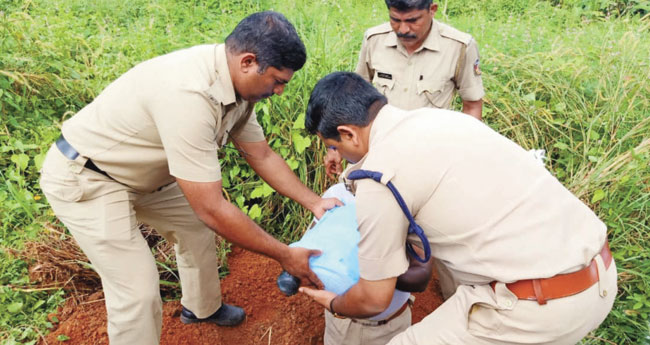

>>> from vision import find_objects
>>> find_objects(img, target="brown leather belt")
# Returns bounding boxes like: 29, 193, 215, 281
491, 241, 612, 305
348, 300, 410, 327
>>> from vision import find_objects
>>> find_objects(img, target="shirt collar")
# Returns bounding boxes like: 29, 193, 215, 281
368, 104, 402, 148
214, 43, 237, 106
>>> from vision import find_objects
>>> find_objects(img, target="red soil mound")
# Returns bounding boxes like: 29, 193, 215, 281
42, 247, 443, 345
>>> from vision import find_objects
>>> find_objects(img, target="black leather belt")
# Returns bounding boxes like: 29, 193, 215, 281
55, 135, 113, 180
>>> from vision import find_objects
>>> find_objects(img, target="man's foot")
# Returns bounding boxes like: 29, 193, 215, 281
180, 304, 246, 326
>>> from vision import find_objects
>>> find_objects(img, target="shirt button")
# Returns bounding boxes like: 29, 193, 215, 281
404, 88, 408, 92
504, 300, 513, 307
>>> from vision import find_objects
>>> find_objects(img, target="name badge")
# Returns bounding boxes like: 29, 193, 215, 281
377, 72, 392, 80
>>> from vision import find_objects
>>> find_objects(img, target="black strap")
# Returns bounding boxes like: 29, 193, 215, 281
56, 135, 114, 180
347, 169, 431, 263
55, 134, 79, 160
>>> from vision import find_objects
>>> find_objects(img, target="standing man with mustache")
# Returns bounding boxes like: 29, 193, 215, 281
39, 11, 340, 345
358, 0, 484, 118
324, 0, 484, 178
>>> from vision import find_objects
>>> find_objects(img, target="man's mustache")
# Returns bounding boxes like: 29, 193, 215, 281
396, 32, 417, 39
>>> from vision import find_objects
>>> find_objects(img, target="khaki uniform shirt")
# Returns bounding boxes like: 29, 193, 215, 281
344, 105, 606, 284
356, 20, 484, 110
62, 44, 265, 192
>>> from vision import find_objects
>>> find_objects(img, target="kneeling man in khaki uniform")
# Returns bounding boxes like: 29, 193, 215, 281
39, 12, 340, 345
300, 72, 616, 344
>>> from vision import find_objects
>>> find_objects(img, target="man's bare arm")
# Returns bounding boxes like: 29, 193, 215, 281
176, 178, 323, 288
238, 140, 342, 218
396, 245, 434, 292
300, 277, 396, 318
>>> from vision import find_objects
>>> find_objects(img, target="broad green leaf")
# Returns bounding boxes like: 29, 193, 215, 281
11, 153, 29, 171
229, 165, 241, 179
248, 204, 261, 220
32, 300, 45, 311
235, 195, 245, 208
553, 142, 569, 150
7, 301, 23, 313
56, 334, 70, 341
292, 132, 311, 154
286, 158, 300, 170
633, 302, 643, 310
591, 189, 605, 203
292, 113, 306, 129
34, 152, 47, 171
14, 140, 25, 152
250, 183, 274, 198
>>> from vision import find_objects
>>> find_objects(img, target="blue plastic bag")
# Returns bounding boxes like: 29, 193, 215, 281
289, 202, 360, 295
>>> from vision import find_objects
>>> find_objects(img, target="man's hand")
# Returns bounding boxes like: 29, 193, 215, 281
395, 245, 434, 292
324, 147, 343, 179
281, 247, 325, 289
309, 197, 343, 219
299, 287, 337, 309
240, 140, 342, 219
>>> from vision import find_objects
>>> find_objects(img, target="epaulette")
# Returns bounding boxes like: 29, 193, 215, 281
364, 22, 392, 40
437, 21, 472, 46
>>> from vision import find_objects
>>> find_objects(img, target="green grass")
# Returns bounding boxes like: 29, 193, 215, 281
1, 0, 649, 343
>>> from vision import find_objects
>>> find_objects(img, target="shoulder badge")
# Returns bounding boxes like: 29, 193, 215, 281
437, 21, 472, 45
473, 58, 481, 76
365, 22, 392, 40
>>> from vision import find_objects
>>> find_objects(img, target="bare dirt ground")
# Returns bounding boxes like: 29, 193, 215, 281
40, 246, 443, 345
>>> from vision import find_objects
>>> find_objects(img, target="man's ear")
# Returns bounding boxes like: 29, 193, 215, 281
430, 3, 438, 15
337, 125, 360, 145
239, 53, 258, 73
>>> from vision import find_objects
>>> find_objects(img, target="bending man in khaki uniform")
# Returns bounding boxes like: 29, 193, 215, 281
318, 185, 433, 345
39, 12, 340, 345
325, 0, 484, 177
301, 72, 616, 344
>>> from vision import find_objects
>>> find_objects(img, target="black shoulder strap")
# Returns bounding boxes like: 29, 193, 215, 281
347, 169, 431, 263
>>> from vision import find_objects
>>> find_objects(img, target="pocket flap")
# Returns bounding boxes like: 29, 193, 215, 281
372, 71, 395, 90
416, 79, 445, 95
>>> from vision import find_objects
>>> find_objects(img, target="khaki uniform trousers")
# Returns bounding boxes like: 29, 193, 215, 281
39, 145, 221, 345
387, 257, 617, 345
325, 307, 412, 345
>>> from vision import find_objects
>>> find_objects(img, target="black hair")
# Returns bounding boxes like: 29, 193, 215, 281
385, 0, 433, 11
225, 11, 306, 72
305, 72, 387, 140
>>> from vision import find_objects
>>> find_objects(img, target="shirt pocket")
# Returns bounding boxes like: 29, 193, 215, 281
372, 71, 395, 95
417, 79, 447, 108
